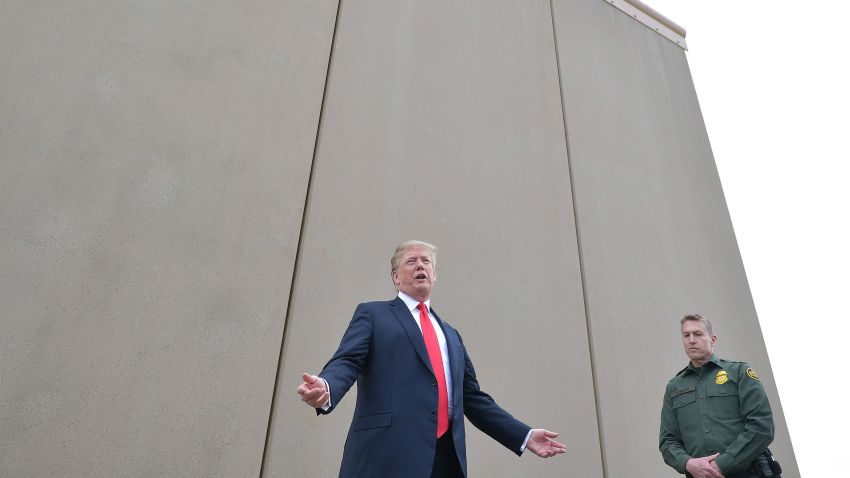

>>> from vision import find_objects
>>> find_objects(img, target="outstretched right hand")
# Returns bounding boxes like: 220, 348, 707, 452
526, 429, 567, 458
297, 373, 329, 408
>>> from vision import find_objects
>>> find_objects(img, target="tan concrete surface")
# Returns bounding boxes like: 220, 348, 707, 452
551, 0, 799, 476
0, 1, 796, 477
265, 1, 601, 476
0, 1, 337, 476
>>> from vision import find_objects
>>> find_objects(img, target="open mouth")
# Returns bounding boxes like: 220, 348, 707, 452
415, 273, 428, 280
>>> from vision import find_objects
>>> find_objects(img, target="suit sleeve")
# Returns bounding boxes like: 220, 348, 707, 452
713, 364, 774, 473
458, 332, 531, 455
316, 304, 373, 415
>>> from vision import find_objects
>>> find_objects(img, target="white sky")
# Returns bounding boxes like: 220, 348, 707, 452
644, 1, 849, 476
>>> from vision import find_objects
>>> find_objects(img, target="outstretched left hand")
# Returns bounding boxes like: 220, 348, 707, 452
526, 429, 567, 458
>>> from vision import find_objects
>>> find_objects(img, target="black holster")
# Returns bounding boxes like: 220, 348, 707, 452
748, 448, 782, 478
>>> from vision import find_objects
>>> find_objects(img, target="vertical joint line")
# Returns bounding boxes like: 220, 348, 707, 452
259, 1, 343, 476
548, 1, 608, 477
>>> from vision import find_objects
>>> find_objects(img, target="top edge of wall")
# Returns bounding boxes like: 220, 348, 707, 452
604, 0, 688, 50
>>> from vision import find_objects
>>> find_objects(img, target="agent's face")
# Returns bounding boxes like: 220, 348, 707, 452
681, 320, 717, 366
392, 245, 436, 302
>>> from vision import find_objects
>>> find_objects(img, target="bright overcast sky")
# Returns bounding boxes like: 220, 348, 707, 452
644, 1, 849, 476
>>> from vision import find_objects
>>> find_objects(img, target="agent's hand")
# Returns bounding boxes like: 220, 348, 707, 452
526, 429, 567, 458
685, 453, 724, 478
296, 373, 329, 408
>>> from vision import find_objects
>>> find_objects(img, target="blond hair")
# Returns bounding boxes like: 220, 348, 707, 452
391, 240, 437, 273
680, 314, 714, 335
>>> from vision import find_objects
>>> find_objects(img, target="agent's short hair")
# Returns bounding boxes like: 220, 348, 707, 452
391, 240, 437, 273
680, 313, 714, 335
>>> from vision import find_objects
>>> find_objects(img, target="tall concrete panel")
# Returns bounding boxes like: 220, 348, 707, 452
0, 1, 337, 476
2, 1, 797, 477
551, 0, 798, 476
265, 1, 602, 476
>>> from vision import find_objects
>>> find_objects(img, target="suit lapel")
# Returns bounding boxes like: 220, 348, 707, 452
389, 297, 434, 374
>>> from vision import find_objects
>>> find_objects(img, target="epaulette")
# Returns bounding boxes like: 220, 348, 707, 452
716, 357, 748, 368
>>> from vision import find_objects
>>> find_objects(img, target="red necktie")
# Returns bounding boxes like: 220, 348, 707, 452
418, 302, 449, 437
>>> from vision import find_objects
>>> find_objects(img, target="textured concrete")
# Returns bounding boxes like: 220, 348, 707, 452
0, 1, 337, 476
0, 0, 797, 477
551, 0, 799, 476
264, 1, 601, 476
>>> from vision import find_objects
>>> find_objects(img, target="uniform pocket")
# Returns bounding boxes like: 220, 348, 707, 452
707, 384, 740, 420
672, 391, 696, 409
707, 384, 739, 398
352, 411, 392, 431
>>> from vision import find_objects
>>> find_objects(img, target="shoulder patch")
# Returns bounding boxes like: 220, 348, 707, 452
746, 368, 760, 380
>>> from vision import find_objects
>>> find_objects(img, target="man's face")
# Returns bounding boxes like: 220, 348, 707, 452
681, 320, 716, 366
392, 245, 436, 302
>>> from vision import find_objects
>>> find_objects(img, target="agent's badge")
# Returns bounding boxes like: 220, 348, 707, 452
746, 368, 760, 380
715, 370, 728, 385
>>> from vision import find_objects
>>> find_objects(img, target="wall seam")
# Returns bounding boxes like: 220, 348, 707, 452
258, 1, 343, 475
548, 1, 608, 476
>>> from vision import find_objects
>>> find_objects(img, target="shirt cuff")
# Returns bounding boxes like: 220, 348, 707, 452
319, 378, 331, 411
677, 455, 692, 474
520, 429, 533, 452
713, 453, 733, 474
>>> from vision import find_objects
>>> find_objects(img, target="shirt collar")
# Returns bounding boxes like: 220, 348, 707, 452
686, 353, 721, 373
398, 291, 430, 313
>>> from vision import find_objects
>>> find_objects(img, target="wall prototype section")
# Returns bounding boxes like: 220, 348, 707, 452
263, 1, 599, 476
0, 1, 337, 476
551, 0, 799, 476
0, 0, 798, 477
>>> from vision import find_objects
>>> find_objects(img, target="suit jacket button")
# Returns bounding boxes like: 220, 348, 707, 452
431, 411, 436, 416
431, 380, 436, 386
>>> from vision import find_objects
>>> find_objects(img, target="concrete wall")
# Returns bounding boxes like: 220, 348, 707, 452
0, 1, 797, 477
263, 1, 600, 476
0, 1, 337, 476
550, 0, 798, 475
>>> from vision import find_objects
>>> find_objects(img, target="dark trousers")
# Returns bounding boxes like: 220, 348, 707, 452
431, 430, 464, 478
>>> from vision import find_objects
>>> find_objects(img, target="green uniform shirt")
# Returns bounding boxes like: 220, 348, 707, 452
659, 354, 774, 475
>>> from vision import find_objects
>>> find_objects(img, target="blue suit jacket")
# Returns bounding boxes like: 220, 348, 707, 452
318, 297, 530, 478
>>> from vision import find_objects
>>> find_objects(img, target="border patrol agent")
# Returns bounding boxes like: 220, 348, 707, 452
660, 314, 779, 478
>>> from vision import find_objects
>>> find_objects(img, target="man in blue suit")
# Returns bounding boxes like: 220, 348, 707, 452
297, 240, 566, 477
